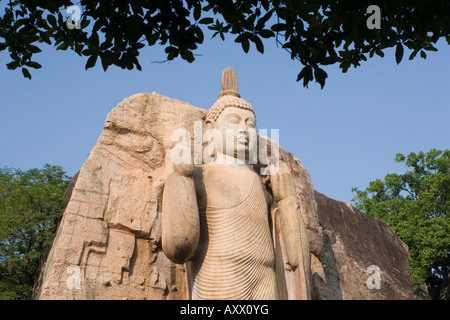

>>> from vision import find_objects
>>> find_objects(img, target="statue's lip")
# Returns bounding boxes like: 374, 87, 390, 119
236, 135, 249, 143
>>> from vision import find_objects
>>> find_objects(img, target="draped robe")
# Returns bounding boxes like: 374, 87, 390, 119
184, 163, 311, 300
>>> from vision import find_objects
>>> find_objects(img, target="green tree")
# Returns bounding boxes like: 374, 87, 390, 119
352, 149, 450, 298
0, 164, 70, 300
1, 1, 449, 87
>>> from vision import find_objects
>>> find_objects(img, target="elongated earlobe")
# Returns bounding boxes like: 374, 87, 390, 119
209, 143, 216, 159
203, 121, 216, 163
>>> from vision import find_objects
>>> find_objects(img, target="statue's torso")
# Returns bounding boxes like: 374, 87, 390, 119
191, 164, 278, 300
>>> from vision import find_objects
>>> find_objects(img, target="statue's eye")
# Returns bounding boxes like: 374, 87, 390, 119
227, 115, 240, 124
247, 120, 256, 128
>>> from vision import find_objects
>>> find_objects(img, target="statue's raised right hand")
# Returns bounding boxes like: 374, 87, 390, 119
171, 127, 195, 177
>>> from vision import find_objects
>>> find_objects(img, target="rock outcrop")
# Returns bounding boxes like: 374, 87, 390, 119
33, 92, 322, 300
314, 191, 430, 300
33, 92, 428, 300
35, 93, 202, 300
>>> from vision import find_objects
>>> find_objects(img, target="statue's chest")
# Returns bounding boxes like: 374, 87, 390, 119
195, 166, 264, 209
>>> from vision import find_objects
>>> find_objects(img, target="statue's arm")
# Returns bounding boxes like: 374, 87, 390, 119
277, 195, 302, 271
270, 163, 305, 271
161, 166, 200, 264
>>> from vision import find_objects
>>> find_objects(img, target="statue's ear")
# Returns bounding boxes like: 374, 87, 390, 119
203, 120, 216, 163
205, 120, 213, 130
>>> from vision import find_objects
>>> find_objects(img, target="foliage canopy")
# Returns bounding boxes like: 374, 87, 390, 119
1, 0, 450, 87
0, 164, 70, 300
352, 149, 450, 290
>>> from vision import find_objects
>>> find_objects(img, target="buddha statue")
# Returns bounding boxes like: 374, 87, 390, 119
161, 67, 311, 300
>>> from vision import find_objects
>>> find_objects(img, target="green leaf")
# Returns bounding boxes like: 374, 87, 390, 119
47, 15, 57, 28
395, 43, 403, 64
253, 35, 264, 54
259, 29, 275, 39
314, 67, 328, 89
395, 153, 406, 163
25, 61, 42, 69
297, 66, 313, 87
100, 55, 109, 71
247, 13, 257, 27
85, 55, 97, 70
375, 47, 384, 58
199, 17, 213, 24
6, 61, 19, 70
38, 35, 52, 45
130, 2, 144, 16
28, 45, 41, 54
57, 42, 69, 51
420, 50, 427, 59
181, 49, 195, 63
241, 38, 250, 53
193, 4, 201, 21
271, 23, 287, 32
22, 67, 31, 79
425, 44, 438, 52
297, 68, 306, 82
409, 49, 419, 60
134, 42, 145, 49
165, 46, 179, 60
135, 61, 142, 71
81, 18, 91, 29
195, 26, 204, 43
74, 42, 84, 55
147, 33, 159, 46
88, 32, 99, 47
235, 33, 248, 43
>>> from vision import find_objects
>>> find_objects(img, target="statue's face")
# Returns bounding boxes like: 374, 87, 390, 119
213, 106, 256, 160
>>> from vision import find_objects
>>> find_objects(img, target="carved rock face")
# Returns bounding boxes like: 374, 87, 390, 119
33, 92, 324, 300
314, 191, 430, 300
32, 90, 426, 300
35, 93, 206, 300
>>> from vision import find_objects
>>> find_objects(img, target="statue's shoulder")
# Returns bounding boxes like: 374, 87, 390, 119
193, 163, 266, 185
192, 165, 207, 203
191, 163, 218, 190
192, 163, 225, 180
192, 163, 272, 208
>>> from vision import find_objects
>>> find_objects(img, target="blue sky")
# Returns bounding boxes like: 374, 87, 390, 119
1, 22, 449, 205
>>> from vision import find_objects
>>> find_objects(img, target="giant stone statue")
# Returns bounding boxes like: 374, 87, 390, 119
34, 67, 321, 301
162, 68, 312, 299
33, 67, 427, 301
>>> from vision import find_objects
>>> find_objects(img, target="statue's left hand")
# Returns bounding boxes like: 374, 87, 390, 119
267, 162, 301, 271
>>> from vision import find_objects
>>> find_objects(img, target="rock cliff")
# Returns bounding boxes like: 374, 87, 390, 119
33, 92, 428, 300
314, 191, 429, 299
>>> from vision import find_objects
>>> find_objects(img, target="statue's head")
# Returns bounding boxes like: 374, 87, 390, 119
205, 68, 256, 162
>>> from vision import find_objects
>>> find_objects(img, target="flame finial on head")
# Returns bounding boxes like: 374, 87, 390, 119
205, 67, 255, 124
218, 67, 240, 99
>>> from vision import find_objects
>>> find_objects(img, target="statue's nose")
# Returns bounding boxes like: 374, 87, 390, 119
239, 121, 249, 133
